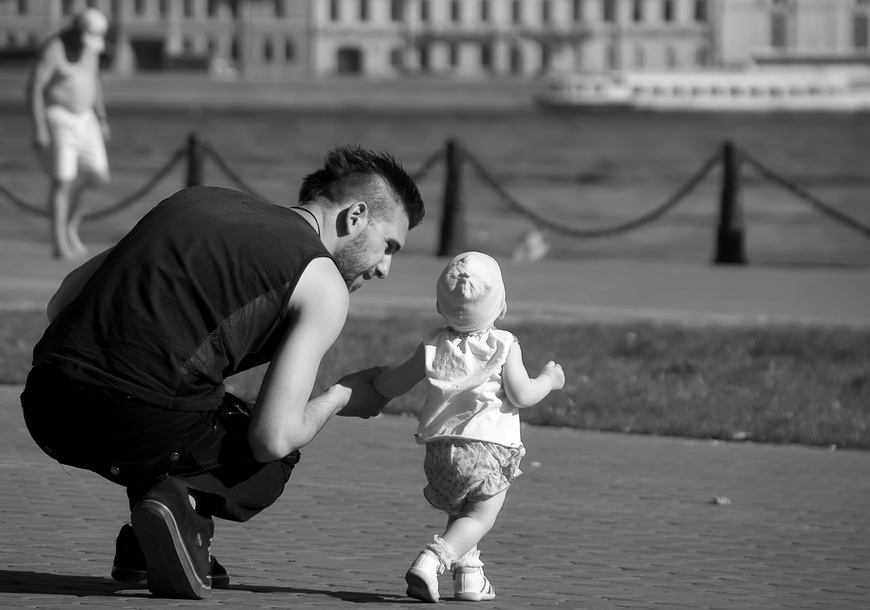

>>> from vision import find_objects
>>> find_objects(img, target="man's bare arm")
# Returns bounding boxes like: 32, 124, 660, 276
93, 69, 109, 141
248, 258, 351, 462
27, 41, 57, 148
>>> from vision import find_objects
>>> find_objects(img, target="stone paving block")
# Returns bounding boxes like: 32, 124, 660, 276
2, 385, 870, 608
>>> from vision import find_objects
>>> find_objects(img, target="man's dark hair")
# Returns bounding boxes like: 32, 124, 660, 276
299, 146, 425, 229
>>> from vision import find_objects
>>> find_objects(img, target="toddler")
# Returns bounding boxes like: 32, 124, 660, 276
372, 251, 566, 603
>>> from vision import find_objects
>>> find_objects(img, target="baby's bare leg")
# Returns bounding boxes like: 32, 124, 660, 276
441, 489, 508, 559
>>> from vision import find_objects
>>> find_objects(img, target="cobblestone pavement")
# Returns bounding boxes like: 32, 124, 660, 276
1, 384, 868, 609
1, 238, 869, 608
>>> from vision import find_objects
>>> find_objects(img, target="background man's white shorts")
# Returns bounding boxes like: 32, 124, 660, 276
44, 105, 109, 181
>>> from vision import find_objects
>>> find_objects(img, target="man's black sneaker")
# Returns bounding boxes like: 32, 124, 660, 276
111, 523, 229, 588
130, 477, 216, 599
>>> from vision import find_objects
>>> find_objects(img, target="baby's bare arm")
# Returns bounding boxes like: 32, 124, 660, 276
372, 342, 426, 398
503, 342, 566, 408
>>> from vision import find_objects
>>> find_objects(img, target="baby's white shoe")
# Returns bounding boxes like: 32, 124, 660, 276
405, 550, 444, 603
453, 566, 496, 602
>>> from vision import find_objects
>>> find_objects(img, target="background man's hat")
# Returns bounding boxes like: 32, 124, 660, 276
75, 8, 108, 52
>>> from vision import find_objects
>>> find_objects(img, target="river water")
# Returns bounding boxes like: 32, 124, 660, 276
2, 105, 868, 266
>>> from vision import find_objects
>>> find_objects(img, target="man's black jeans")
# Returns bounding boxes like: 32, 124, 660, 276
21, 364, 298, 522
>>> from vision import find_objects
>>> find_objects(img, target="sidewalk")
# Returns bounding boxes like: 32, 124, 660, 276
0, 383, 868, 609
1, 238, 869, 608
2, 237, 870, 327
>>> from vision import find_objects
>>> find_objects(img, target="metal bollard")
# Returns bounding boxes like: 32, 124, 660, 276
438, 138, 468, 257
714, 141, 748, 265
186, 132, 206, 187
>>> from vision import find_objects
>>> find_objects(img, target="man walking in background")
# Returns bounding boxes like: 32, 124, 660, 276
28, 7, 111, 260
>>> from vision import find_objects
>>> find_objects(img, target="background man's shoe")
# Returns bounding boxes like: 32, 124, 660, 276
130, 478, 215, 599
111, 524, 230, 588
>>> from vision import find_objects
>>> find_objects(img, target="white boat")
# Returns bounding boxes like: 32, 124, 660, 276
535, 67, 870, 112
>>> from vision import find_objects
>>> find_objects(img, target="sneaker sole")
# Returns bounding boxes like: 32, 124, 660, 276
405, 569, 439, 603
454, 590, 496, 602
131, 499, 212, 599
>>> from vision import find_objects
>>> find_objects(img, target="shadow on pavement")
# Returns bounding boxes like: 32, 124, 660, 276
0, 570, 131, 596
0, 569, 409, 603
227, 584, 409, 604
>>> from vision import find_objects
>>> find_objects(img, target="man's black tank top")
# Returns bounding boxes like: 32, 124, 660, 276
32, 186, 334, 411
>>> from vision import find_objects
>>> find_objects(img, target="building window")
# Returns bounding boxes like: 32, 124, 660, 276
512, 0, 521, 24
695, 45, 710, 66
510, 45, 523, 74
208, 0, 220, 18
275, 0, 285, 18
264, 38, 274, 62
449, 43, 459, 67
390, 47, 402, 67
419, 44, 430, 71
16, 0, 27, 15
421, 0, 429, 22
481, 43, 493, 71
855, 14, 869, 49
603, 0, 616, 23
184, 0, 195, 18
330, 0, 340, 22
391, 0, 403, 21
634, 46, 644, 67
632, 0, 643, 22
540, 44, 552, 73
62, 0, 74, 16
663, 0, 674, 23
771, 13, 789, 48
606, 43, 618, 68
390, 47, 403, 67
361, 0, 370, 21
134, 0, 146, 16
481, 0, 490, 23
160, 0, 170, 18
450, 0, 460, 23
665, 46, 677, 66
542, 0, 551, 24
694, 0, 708, 22
573, 0, 583, 22
285, 39, 295, 61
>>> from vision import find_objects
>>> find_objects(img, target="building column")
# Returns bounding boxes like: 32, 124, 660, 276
110, 0, 134, 76
235, 0, 253, 77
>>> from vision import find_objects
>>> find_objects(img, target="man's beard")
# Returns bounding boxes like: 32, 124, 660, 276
333, 230, 369, 292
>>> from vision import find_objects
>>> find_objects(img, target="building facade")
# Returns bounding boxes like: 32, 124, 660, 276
0, 0, 312, 77
1, 0, 868, 78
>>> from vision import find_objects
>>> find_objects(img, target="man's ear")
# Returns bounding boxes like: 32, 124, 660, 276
342, 201, 369, 236
498, 302, 507, 320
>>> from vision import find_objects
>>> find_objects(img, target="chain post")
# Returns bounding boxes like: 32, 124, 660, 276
438, 138, 468, 257
714, 141, 748, 265
186, 132, 206, 187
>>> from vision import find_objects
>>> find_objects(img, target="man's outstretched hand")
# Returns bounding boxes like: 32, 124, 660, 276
334, 366, 391, 418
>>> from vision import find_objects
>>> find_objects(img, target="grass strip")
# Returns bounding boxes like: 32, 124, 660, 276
3, 310, 868, 449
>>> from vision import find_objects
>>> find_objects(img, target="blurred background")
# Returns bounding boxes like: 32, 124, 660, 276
0, 0, 868, 269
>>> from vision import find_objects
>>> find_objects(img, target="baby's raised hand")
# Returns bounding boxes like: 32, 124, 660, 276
541, 361, 566, 390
